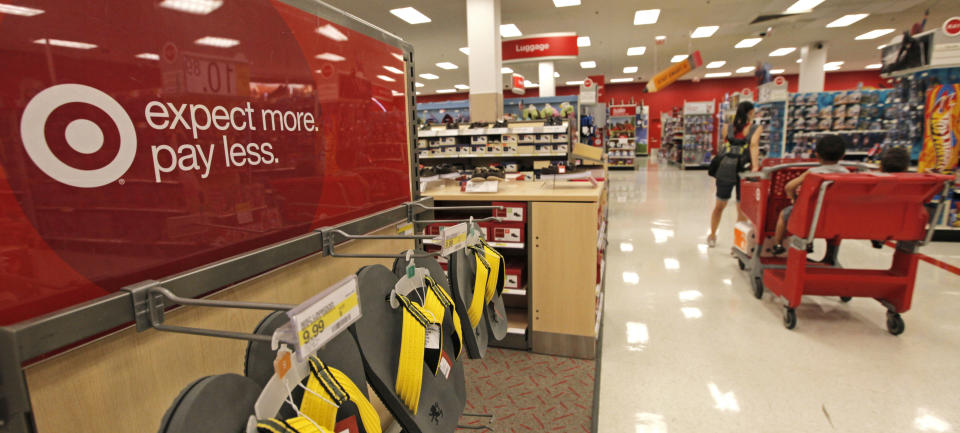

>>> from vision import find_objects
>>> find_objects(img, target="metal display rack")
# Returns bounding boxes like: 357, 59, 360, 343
680, 100, 715, 169
606, 103, 642, 169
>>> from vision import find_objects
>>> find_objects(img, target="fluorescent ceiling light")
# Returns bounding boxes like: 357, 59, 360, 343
316, 24, 348, 41
627, 46, 647, 56
500, 24, 522, 37
566, 80, 584, 86
770, 68, 785, 74
827, 13, 869, 28
524, 80, 539, 88
316, 52, 345, 62
691, 26, 719, 38
705, 72, 732, 78
419, 73, 439, 80
623, 66, 639, 73
735, 38, 762, 48
577, 36, 591, 47
389, 7, 431, 24
459, 47, 469, 55
391, 90, 403, 97
655, 35, 667, 41
0, 2, 45, 16
193, 36, 239, 48
135, 53, 160, 61
865, 63, 882, 69
554, 71, 560, 78
633, 9, 660, 25
856, 29, 894, 40
501, 67, 514, 74
416, 91, 421, 95
769, 47, 796, 56
736, 66, 755, 73
33, 38, 97, 50
392, 53, 404, 61
670, 55, 688, 63
415, 82, 424, 87
435, 62, 458, 70
553, 0, 580, 6
383, 65, 403, 74
784, 0, 824, 14
610, 78, 634, 83
824, 61, 844, 71
159, 0, 222, 15
580, 60, 596, 69
796, 58, 803, 63
706, 61, 726, 69
436, 89, 456, 94
454, 84, 469, 90
377, 75, 395, 82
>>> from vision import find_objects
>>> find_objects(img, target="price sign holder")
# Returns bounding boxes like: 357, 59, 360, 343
285, 274, 362, 362
438, 223, 469, 256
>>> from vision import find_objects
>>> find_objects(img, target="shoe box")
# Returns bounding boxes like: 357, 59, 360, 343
504, 265, 523, 290
503, 134, 519, 145
519, 134, 536, 143
471, 135, 488, 145
482, 221, 524, 243
440, 136, 456, 145
518, 144, 535, 154
492, 201, 525, 222
486, 142, 503, 154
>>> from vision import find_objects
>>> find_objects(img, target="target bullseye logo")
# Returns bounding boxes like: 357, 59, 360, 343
20, 84, 137, 188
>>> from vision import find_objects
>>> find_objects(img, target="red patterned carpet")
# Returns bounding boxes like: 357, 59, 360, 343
458, 348, 596, 433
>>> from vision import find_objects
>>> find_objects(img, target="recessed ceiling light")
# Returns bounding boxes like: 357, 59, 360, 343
670, 55, 688, 63
316, 52, 345, 62
554, 71, 560, 78
500, 23, 522, 38
580, 60, 597, 69
865, 63, 882, 69
459, 47, 469, 55
796, 58, 803, 63
135, 53, 160, 61
419, 73, 439, 80
633, 9, 660, 25
770, 68, 785, 74
736, 66, 755, 74
553, 0, 581, 6
436, 89, 456, 94
623, 66, 639, 73
691, 26, 719, 38
389, 7, 431, 24
415, 82, 425, 87
769, 47, 796, 57
524, 80, 539, 88
0, 2, 44, 16
383, 65, 403, 74
159, 0, 222, 15
856, 29, 895, 40
735, 38, 762, 48
655, 35, 667, 41
784, 0, 824, 14
824, 61, 844, 71
706, 61, 726, 69
826, 13, 869, 28
610, 78, 634, 83
627, 46, 647, 56
33, 38, 98, 50
705, 72, 732, 78
566, 80, 584, 86
377, 74, 396, 82
577, 36, 591, 47
436, 62, 458, 70
193, 36, 239, 48
454, 84, 469, 90
501, 67, 514, 74
316, 24, 348, 41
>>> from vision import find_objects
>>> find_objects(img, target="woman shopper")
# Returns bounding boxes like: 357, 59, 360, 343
707, 101, 760, 247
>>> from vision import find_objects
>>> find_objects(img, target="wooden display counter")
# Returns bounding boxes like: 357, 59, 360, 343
428, 180, 608, 359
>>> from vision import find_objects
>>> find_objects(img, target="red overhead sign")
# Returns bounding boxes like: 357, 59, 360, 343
502, 33, 579, 63
944, 17, 960, 37
511, 73, 525, 95
610, 106, 637, 117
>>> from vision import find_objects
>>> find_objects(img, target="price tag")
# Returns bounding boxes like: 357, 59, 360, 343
512, 127, 535, 134
544, 125, 566, 133
465, 180, 499, 193
396, 222, 413, 235
438, 351, 452, 380
439, 223, 468, 256
287, 275, 362, 362
425, 324, 440, 349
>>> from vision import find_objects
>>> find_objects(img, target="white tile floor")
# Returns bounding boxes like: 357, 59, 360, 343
597, 157, 960, 433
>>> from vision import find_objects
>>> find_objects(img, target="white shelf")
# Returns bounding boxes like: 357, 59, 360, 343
503, 288, 527, 296
487, 241, 524, 249
420, 152, 567, 159
418, 124, 568, 137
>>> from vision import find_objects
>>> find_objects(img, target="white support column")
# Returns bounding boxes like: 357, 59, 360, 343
538, 61, 556, 97
798, 43, 827, 93
466, 0, 503, 121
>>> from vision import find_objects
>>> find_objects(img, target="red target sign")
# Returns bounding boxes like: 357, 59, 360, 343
944, 17, 960, 37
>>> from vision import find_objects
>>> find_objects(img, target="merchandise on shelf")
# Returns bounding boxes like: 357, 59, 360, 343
754, 101, 787, 158
787, 89, 893, 158
681, 100, 716, 168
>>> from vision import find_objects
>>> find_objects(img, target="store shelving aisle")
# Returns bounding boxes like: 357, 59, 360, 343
596, 160, 960, 433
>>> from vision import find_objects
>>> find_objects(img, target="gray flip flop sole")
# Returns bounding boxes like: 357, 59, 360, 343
484, 250, 509, 341
158, 373, 261, 433
448, 248, 490, 357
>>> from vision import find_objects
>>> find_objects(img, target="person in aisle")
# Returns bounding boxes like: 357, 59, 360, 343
768, 135, 849, 255
708, 101, 761, 247
870, 146, 912, 248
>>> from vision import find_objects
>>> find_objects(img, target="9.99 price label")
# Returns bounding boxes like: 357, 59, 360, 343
439, 222, 469, 256
286, 275, 362, 362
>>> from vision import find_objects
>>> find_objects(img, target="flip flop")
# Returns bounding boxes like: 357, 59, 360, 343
448, 248, 490, 358
159, 374, 262, 433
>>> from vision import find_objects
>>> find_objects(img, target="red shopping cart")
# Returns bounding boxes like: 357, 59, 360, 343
734, 161, 952, 334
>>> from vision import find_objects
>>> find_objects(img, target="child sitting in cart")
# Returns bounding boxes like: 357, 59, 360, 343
769, 135, 849, 255
868, 147, 911, 248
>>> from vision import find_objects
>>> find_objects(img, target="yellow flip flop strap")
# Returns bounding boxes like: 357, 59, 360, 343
395, 294, 434, 414
481, 243, 504, 303
256, 417, 332, 433
285, 416, 333, 433
465, 247, 491, 328
424, 275, 463, 360
301, 357, 382, 433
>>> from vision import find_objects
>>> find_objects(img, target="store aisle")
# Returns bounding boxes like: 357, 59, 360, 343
596, 158, 960, 433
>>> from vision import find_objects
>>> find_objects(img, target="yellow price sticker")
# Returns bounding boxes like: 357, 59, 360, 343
298, 292, 359, 346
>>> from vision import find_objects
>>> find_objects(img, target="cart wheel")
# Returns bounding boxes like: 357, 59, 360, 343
886, 312, 905, 336
738, 259, 746, 270
783, 308, 797, 330
752, 276, 764, 299
840, 296, 852, 303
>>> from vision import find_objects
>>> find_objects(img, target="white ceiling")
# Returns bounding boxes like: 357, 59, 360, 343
322, 0, 955, 95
